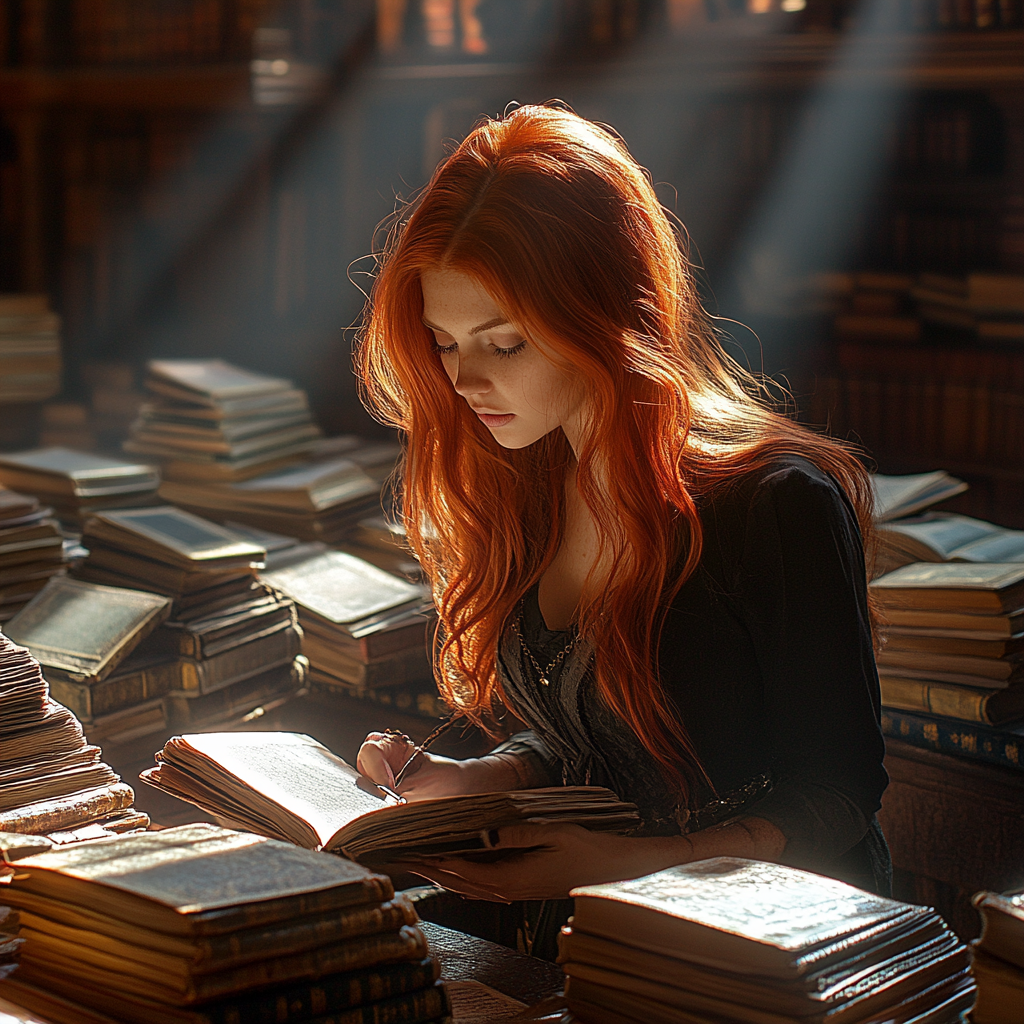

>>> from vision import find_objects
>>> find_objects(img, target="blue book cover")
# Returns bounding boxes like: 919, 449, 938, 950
882, 707, 1024, 772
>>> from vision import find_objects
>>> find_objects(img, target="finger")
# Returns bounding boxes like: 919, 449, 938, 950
401, 863, 510, 902
356, 733, 416, 783
490, 822, 558, 848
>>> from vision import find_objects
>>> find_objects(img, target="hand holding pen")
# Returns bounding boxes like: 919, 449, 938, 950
356, 716, 532, 801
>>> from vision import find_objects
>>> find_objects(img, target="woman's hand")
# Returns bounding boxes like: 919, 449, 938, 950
356, 731, 525, 801
393, 823, 696, 901
391, 815, 787, 902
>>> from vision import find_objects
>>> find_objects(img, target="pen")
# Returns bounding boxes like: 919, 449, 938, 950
393, 714, 457, 788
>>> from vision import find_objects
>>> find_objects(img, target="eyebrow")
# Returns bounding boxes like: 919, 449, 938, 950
422, 316, 511, 336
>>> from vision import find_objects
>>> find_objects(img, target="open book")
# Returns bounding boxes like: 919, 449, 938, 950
140, 732, 639, 863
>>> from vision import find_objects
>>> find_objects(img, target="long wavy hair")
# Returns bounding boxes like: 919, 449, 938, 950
356, 104, 873, 799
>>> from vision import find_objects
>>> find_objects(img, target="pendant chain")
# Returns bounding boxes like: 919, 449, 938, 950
512, 616, 580, 687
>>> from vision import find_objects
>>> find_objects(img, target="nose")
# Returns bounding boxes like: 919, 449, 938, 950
451, 349, 492, 399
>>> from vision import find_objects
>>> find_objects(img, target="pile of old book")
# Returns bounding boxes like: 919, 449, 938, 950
6, 507, 302, 748
560, 858, 975, 1024
141, 730, 639, 862
0, 294, 61, 404
160, 445, 384, 544
124, 358, 321, 483
0, 446, 160, 527
970, 886, 1024, 1024
871, 562, 1024, 728
0, 823, 450, 1024
0, 630, 148, 842
262, 546, 433, 693
910, 271, 1024, 343
0, 487, 65, 624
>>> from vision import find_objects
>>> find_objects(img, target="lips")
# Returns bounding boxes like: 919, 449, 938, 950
474, 411, 515, 428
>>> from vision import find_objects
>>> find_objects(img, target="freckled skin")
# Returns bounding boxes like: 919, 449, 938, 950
420, 268, 585, 452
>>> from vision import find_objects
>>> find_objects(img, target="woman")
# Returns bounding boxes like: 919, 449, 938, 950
354, 103, 889, 957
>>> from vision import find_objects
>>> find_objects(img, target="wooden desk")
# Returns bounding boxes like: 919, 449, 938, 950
880, 738, 1024, 940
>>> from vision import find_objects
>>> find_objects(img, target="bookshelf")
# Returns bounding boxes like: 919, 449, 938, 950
0, 2, 1022, 458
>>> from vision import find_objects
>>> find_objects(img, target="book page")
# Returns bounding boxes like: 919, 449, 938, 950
177, 732, 390, 849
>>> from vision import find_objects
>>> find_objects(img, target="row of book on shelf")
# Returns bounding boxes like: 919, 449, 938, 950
829, 270, 1024, 346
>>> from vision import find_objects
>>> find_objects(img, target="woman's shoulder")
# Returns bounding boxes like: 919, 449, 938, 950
702, 453, 850, 520
692, 454, 862, 581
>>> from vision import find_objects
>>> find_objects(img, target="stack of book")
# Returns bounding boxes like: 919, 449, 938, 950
142, 731, 639, 861
0, 823, 450, 1024
0, 447, 160, 527
160, 452, 383, 544
833, 271, 921, 344
872, 563, 1024, 728
347, 513, 424, 581
0, 487, 65, 624
124, 359, 321, 483
911, 272, 1024, 343
0, 294, 61, 404
8, 508, 302, 745
262, 548, 433, 692
970, 886, 1024, 1024
559, 858, 975, 1024
0, 630, 148, 842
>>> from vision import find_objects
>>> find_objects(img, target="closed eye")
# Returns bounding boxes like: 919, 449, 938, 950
494, 340, 527, 358
433, 340, 458, 355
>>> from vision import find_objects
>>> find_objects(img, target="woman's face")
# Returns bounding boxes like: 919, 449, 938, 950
421, 268, 584, 451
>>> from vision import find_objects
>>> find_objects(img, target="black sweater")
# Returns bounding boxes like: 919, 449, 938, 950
499, 455, 890, 894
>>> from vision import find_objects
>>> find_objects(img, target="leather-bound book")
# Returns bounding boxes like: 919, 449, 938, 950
5, 576, 172, 682
972, 887, 1024, 970
0, 447, 159, 499
262, 550, 426, 631
82, 507, 265, 573
144, 360, 298, 404
141, 731, 638, 862
870, 562, 1024, 615
1, 824, 397, 938
561, 859, 975, 1024
0, 824, 449, 1024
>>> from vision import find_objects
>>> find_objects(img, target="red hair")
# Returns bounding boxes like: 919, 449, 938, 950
356, 104, 872, 799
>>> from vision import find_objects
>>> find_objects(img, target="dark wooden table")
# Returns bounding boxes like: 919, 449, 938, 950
880, 738, 1024, 939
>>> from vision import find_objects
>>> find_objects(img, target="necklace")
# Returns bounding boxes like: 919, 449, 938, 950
512, 615, 580, 687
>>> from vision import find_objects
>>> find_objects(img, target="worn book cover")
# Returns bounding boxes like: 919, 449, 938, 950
2, 824, 396, 937
870, 563, 1024, 614
302, 631, 431, 689
140, 731, 639, 862
83, 507, 265, 572
139, 388, 310, 422
5, 577, 172, 682
568, 859, 928, 978
262, 551, 425, 629
161, 458, 379, 515
146, 360, 295, 403
0, 447, 159, 498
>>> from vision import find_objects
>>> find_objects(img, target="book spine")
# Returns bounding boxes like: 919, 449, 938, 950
880, 675, 994, 723
164, 626, 301, 695
308, 983, 449, 1024
215, 959, 441, 1024
198, 896, 419, 971
48, 668, 148, 721
881, 708, 1023, 770
194, 926, 430, 1003
0, 781, 135, 834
